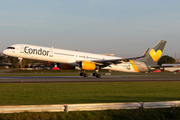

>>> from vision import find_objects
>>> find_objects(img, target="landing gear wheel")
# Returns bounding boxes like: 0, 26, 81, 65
96, 74, 101, 78
80, 73, 85, 76
93, 73, 97, 76
84, 73, 88, 77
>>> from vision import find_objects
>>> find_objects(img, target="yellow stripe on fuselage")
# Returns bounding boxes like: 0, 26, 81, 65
129, 60, 139, 72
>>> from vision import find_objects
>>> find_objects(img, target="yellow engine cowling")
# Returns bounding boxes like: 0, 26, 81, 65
79, 61, 96, 70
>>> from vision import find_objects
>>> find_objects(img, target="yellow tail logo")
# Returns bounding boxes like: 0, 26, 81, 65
149, 49, 162, 61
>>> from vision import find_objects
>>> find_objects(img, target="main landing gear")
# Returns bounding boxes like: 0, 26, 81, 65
80, 71, 101, 78
93, 73, 101, 78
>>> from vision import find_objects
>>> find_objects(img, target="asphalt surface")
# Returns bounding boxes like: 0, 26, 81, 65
0, 75, 180, 83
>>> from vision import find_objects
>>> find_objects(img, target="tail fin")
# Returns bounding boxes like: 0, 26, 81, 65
141, 40, 167, 65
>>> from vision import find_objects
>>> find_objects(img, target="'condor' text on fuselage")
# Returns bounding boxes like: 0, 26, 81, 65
24, 46, 51, 56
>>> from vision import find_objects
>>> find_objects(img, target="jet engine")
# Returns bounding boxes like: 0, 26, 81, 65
79, 61, 96, 70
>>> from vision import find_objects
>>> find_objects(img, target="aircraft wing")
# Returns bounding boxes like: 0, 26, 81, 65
152, 64, 180, 69
92, 48, 149, 65
147, 64, 180, 70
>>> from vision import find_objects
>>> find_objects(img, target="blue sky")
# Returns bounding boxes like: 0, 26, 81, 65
0, 0, 180, 58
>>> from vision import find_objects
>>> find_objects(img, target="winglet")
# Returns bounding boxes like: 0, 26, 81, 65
142, 48, 149, 57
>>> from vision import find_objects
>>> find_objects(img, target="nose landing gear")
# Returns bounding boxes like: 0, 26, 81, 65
18, 58, 23, 68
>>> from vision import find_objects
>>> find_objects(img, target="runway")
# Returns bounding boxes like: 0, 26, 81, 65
0, 75, 180, 83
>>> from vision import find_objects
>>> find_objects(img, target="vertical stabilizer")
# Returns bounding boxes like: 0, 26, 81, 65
141, 40, 167, 65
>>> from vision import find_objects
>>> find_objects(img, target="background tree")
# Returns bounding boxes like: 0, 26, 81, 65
8, 57, 19, 68
158, 55, 176, 65
0, 53, 3, 62
0, 53, 9, 63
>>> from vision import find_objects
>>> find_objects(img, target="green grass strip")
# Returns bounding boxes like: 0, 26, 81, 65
0, 82, 180, 105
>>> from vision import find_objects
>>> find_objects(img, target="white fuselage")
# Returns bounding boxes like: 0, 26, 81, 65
3, 44, 146, 73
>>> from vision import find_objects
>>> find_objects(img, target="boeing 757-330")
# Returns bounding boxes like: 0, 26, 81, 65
3, 40, 167, 78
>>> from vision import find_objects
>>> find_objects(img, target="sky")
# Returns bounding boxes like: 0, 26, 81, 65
0, 0, 180, 58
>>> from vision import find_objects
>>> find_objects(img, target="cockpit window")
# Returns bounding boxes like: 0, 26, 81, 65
7, 47, 15, 49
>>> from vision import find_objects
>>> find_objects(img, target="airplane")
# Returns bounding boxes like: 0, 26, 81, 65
3, 40, 166, 78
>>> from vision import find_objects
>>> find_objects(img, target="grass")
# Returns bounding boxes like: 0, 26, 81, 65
1, 81, 180, 119
0, 82, 180, 105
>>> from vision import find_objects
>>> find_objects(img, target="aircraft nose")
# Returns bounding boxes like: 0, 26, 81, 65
3, 49, 8, 55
